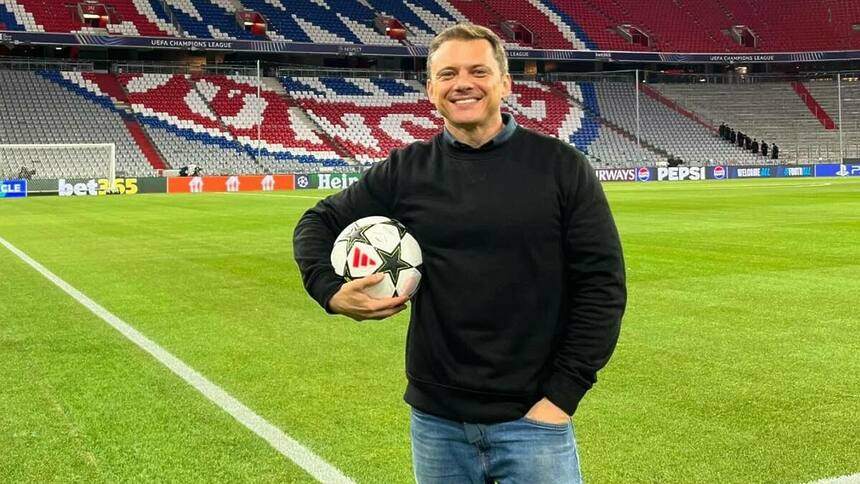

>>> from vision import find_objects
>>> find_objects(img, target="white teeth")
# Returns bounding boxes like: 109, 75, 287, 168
453, 99, 478, 104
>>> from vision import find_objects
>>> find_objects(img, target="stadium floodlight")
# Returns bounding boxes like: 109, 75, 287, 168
0, 143, 116, 187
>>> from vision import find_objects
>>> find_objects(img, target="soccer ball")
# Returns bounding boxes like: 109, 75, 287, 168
330, 216, 423, 298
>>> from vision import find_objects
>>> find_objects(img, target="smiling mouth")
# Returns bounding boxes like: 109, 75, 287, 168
452, 98, 480, 104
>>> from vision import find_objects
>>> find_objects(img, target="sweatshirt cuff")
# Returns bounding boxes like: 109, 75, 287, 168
311, 274, 345, 315
542, 372, 590, 416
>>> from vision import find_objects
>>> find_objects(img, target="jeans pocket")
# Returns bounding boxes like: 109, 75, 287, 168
520, 416, 571, 431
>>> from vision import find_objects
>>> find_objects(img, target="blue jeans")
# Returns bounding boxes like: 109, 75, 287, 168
410, 408, 582, 484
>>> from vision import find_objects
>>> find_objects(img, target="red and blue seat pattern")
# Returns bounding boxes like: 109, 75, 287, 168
282, 76, 601, 162
0, 0, 175, 36
2, 0, 857, 52
28, 64, 654, 171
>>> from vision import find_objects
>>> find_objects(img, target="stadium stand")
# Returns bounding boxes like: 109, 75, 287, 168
52, 70, 168, 171
548, 0, 643, 51
363, 0, 455, 46
590, 80, 762, 165
164, 0, 257, 40
649, 81, 849, 162
507, 79, 605, 154
7, 66, 854, 177
443, 0, 510, 44
195, 74, 344, 165
240, 0, 399, 44
141, 121, 260, 175
112, 72, 346, 173
0, 0, 176, 36
278, 74, 657, 166
5, 0, 860, 179
0, 70, 154, 178
716, 0, 860, 52
798, 79, 860, 158
476, 0, 589, 50
548, 80, 664, 165
2, 0, 858, 53
283, 76, 442, 164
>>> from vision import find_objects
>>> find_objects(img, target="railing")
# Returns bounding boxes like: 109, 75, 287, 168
112, 62, 259, 75
0, 57, 94, 71
277, 66, 417, 79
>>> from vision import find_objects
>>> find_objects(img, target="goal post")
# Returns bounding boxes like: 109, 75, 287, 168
0, 143, 116, 185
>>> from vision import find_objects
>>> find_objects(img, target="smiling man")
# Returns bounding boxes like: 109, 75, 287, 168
293, 23, 626, 483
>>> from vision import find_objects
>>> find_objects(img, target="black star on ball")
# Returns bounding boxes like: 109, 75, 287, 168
374, 244, 414, 286
344, 224, 373, 253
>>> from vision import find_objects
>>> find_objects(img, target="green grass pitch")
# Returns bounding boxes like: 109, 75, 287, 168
1, 178, 857, 483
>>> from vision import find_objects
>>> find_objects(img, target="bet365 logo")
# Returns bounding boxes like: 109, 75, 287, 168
59, 178, 139, 196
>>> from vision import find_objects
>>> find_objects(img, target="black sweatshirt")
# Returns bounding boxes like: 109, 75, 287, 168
293, 126, 626, 423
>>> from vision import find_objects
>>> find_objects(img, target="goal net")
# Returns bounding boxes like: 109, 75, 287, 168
0, 143, 116, 184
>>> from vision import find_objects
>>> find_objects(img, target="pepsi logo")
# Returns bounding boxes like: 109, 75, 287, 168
637, 167, 651, 182
713, 165, 726, 180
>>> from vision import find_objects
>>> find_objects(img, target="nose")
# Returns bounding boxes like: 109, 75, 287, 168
452, 78, 475, 93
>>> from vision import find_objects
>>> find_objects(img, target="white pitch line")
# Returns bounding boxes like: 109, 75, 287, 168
807, 474, 860, 484
0, 236, 354, 484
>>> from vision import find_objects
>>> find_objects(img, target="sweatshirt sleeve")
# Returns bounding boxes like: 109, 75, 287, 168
542, 151, 627, 415
293, 158, 396, 312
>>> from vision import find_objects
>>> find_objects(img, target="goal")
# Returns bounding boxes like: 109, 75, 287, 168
0, 143, 116, 184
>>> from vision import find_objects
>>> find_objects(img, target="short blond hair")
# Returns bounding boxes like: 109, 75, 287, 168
426, 23, 508, 78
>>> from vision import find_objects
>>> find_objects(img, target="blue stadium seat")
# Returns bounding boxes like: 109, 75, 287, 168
169, 0, 257, 40
242, 0, 370, 43
0, 4, 23, 30
237, 0, 312, 42
38, 70, 121, 114
281, 77, 325, 95
370, 78, 419, 96
319, 77, 372, 96
568, 82, 601, 148
147, 0, 174, 27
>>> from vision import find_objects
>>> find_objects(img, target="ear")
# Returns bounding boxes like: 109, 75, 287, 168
426, 78, 436, 105
502, 73, 512, 97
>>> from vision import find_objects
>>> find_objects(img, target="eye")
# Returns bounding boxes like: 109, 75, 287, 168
473, 69, 488, 77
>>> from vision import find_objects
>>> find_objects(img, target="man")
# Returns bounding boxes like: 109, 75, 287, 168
293, 23, 626, 483
761, 141, 769, 157
772, 143, 779, 159
751, 138, 759, 154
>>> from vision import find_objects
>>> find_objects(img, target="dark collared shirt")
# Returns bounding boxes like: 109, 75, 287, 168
443, 112, 518, 150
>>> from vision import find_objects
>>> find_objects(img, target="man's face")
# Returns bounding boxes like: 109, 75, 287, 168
426, 39, 512, 131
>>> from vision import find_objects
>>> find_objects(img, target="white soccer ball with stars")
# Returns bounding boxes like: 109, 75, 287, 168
331, 216, 423, 298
